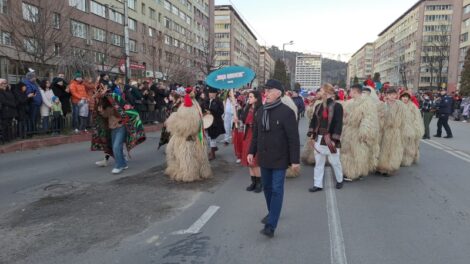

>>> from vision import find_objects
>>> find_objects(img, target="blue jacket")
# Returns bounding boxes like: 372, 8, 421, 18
438, 95, 453, 115
23, 79, 42, 106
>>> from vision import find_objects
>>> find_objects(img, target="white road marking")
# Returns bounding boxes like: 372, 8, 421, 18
146, 235, 160, 244
325, 169, 348, 264
421, 140, 470, 163
427, 139, 452, 150
172, 205, 220, 235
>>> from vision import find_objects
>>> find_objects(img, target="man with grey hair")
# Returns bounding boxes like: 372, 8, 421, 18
248, 79, 300, 238
23, 71, 42, 133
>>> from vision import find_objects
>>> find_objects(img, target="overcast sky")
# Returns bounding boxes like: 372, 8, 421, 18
215, 0, 418, 61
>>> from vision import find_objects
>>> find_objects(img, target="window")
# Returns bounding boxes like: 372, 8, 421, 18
164, 35, 170, 45
92, 27, 106, 42
1, 31, 11, 46
91, 1, 106, 17
69, 0, 86, 12
461, 32, 468, 43
465, 5, 470, 14
22, 3, 39, 23
172, 5, 178, 16
0, 0, 8, 14
425, 15, 450, 21
129, 39, 137, 52
150, 8, 156, 20
71, 20, 87, 39
52, 13, 61, 29
54, 43, 61, 56
425, 5, 452, 11
164, 0, 171, 11
109, 9, 124, 24
148, 27, 155, 37
95, 52, 105, 64
128, 18, 136, 31
110, 33, 123, 46
128, 0, 135, 10
215, 15, 229, 20
23, 38, 38, 53
164, 17, 171, 28
141, 3, 146, 15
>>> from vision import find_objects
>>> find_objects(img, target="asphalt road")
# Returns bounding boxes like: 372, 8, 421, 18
1, 117, 470, 264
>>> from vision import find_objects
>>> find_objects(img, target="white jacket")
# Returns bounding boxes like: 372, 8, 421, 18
40, 89, 55, 117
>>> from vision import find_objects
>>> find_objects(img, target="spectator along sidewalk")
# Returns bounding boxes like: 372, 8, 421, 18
0, 124, 162, 154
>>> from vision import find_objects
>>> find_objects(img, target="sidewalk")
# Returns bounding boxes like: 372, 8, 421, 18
0, 124, 162, 154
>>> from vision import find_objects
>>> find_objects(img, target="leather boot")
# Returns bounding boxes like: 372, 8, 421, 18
254, 177, 262, 193
208, 148, 216, 161
246, 176, 256, 191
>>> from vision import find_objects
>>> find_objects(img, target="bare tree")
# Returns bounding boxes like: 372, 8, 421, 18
421, 22, 451, 89
0, 0, 81, 77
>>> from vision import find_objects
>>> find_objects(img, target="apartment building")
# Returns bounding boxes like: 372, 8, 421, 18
295, 54, 322, 90
214, 5, 260, 85
458, 0, 470, 89
373, 0, 463, 92
259, 46, 274, 86
347, 43, 374, 86
0, 0, 214, 84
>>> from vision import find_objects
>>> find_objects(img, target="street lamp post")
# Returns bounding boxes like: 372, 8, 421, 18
282, 40, 294, 63
123, 0, 130, 84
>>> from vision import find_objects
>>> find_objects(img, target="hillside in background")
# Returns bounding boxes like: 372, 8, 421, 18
267, 46, 347, 88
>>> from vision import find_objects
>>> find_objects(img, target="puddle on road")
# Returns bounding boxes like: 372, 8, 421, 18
0, 159, 236, 264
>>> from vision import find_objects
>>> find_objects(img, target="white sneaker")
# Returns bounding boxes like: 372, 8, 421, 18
236, 159, 241, 164
95, 159, 108, 167
74, 129, 79, 133
111, 168, 124, 174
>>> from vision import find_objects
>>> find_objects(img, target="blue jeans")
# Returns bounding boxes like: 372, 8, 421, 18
111, 126, 127, 169
260, 167, 286, 230
72, 103, 79, 130
30, 104, 40, 133
41, 116, 49, 132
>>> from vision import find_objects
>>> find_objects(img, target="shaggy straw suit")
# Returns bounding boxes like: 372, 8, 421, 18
376, 100, 407, 174
301, 100, 321, 166
340, 96, 380, 180
281, 96, 301, 178
165, 99, 212, 182
401, 102, 425, 166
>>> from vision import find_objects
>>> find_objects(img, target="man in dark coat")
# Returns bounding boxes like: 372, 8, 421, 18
291, 89, 305, 120
23, 72, 42, 133
434, 88, 453, 138
307, 83, 344, 192
248, 79, 300, 238
205, 87, 225, 160
0, 79, 18, 142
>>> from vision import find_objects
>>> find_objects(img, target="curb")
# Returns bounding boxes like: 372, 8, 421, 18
0, 124, 162, 154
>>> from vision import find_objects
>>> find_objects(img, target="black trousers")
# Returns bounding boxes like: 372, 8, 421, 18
436, 113, 453, 136
1, 118, 14, 142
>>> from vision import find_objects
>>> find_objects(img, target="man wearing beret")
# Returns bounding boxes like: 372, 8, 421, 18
248, 79, 300, 238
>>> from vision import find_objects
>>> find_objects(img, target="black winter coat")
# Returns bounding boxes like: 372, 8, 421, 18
13, 88, 30, 121
52, 82, 71, 115
0, 88, 18, 119
205, 98, 225, 139
249, 103, 300, 169
438, 95, 453, 115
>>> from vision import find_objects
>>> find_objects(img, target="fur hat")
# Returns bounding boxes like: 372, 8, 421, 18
208, 86, 218, 94
74, 71, 83, 79
25, 71, 36, 80
385, 87, 398, 94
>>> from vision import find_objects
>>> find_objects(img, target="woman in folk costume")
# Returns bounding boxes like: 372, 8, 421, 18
165, 88, 212, 182
376, 88, 407, 175
91, 83, 146, 174
205, 87, 226, 160
241, 90, 263, 192
340, 85, 380, 181
232, 90, 245, 163
400, 91, 425, 166
280, 94, 302, 178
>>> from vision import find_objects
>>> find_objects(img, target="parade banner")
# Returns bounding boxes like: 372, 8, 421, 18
205, 66, 256, 89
